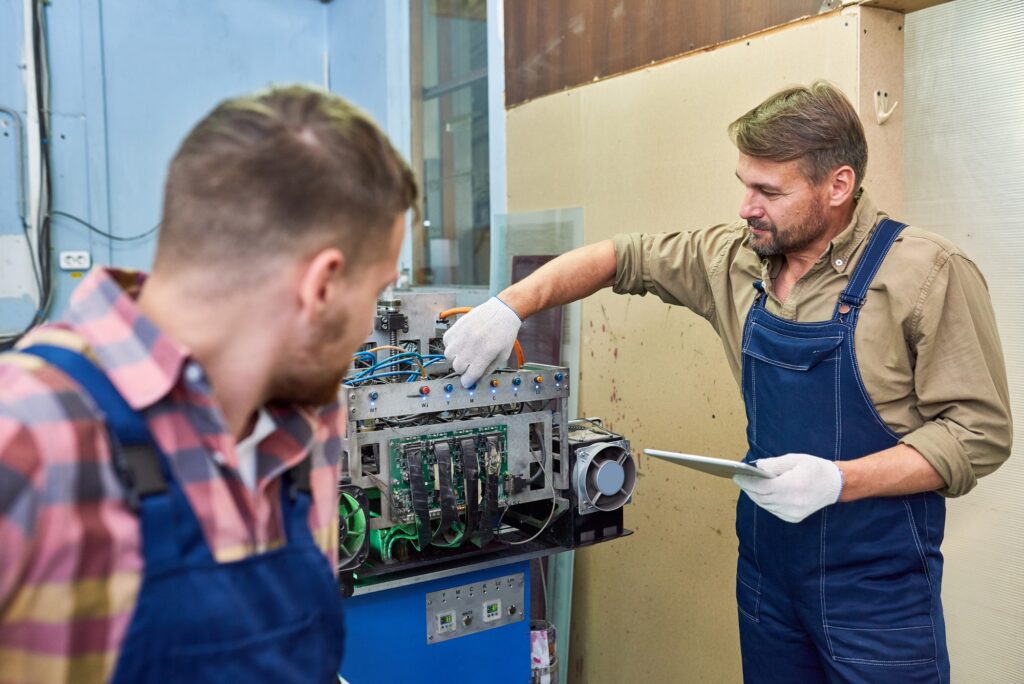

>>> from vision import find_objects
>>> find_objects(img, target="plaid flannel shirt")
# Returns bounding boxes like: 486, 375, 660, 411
0, 269, 342, 684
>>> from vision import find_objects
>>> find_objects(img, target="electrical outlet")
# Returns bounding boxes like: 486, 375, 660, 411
58, 251, 92, 271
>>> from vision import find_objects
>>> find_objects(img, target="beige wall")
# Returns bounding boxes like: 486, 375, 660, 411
505, 7, 905, 682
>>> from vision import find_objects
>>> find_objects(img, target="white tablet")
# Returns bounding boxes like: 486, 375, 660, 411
643, 449, 776, 479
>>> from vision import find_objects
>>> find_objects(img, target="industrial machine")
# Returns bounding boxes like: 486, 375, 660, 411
337, 292, 636, 683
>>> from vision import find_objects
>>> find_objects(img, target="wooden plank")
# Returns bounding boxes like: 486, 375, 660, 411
504, 0, 823, 107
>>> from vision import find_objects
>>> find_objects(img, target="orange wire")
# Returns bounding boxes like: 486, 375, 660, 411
437, 307, 472, 319
438, 307, 525, 369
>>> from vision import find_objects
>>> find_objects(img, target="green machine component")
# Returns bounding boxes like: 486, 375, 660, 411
338, 490, 368, 561
369, 426, 510, 563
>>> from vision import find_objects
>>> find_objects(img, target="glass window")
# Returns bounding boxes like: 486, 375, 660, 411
412, 0, 490, 286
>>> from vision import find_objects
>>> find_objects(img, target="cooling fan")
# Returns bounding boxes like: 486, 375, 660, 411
572, 439, 637, 514
338, 484, 370, 573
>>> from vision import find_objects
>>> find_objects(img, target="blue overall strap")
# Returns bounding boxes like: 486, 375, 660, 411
20, 345, 152, 447
19, 344, 163, 496
280, 454, 317, 549
837, 218, 908, 309
751, 279, 768, 306
17, 345, 197, 569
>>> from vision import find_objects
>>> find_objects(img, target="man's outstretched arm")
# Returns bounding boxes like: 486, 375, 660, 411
443, 240, 617, 387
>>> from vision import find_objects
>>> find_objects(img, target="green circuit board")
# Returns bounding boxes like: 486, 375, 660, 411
387, 425, 509, 523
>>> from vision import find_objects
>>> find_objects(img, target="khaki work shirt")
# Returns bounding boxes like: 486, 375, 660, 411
613, 192, 1012, 496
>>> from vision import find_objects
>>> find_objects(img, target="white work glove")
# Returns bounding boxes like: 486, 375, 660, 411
443, 296, 522, 388
732, 453, 844, 524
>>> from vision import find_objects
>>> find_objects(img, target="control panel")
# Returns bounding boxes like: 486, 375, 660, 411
335, 291, 634, 589
424, 572, 525, 644
346, 368, 569, 421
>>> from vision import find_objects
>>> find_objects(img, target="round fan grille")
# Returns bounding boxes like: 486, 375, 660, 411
574, 441, 637, 513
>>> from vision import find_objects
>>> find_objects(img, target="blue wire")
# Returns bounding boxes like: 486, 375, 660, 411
348, 352, 447, 383
357, 352, 416, 370
356, 353, 423, 377
405, 356, 448, 381
346, 370, 420, 385
351, 351, 377, 370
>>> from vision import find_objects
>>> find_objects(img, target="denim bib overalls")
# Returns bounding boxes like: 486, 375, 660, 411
736, 219, 949, 683
22, 345, 346, 683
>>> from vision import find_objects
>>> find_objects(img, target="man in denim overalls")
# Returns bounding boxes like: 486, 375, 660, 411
443, 82, 1012, 682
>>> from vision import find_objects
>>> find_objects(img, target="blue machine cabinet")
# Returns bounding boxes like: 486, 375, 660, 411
341, 560, 532, 683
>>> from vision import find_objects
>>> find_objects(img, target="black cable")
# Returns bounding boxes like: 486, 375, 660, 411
475, 435, 501, 547
405, 445, 432, 550
50, 209, 161, 242
33, 0, 51, 310
1, 1, 52, 350
459, 437, 480, 545
432, 442, 458, 542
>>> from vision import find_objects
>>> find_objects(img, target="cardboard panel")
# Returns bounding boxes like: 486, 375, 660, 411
504, 0, 824, 107
850, 0, 952, 13
506, 8, 898, 682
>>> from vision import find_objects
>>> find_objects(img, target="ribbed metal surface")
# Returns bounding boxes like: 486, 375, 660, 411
904, 1, 1024, 680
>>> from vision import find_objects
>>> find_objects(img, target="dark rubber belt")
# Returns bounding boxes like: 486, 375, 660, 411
459, 437, 480, 542
433, 442, 459, 541
476, 436, 501, 547
405, 445, 432, 549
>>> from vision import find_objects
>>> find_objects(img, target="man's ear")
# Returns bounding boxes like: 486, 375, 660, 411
296, 248, 345, 324
826, 165, 857, 208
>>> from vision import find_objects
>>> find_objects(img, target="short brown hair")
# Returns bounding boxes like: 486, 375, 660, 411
156, 84, 417, 274
728, 81, 867, 189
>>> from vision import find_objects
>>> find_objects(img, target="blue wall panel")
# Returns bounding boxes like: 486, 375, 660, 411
48, 114, 96, 313
0, 108, 23, 238
1, 0, 37, 335
326, 0, 413, 273
327, 1, 389, 126
96, 0, 326, 272
0, 0, 27, 108
1, 0, 412, 328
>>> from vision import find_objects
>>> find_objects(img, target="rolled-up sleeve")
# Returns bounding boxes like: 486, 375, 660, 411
612, 227, 727, 321
899, 253, 1013, 496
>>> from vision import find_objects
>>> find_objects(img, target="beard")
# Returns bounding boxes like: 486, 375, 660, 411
748, 198, 829, 260
268, 306, 352, 407
269, 367, 346, 407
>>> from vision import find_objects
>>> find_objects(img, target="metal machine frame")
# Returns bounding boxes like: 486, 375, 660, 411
336, 292, 636, 682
